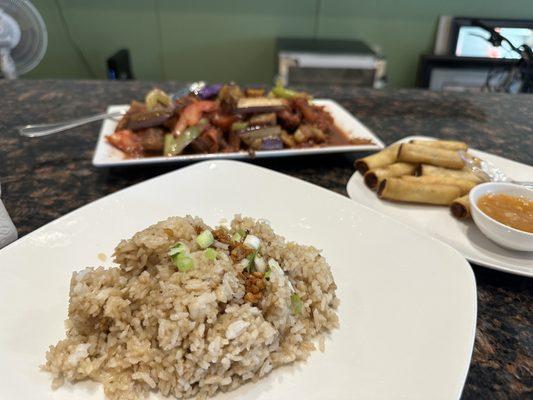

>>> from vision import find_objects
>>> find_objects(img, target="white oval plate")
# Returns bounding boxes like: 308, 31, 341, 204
347, 135, 533, 277
92, 99, 384, 167
0, 160, 475, 400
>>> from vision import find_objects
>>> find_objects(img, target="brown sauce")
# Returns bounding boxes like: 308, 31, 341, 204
327, 125, 373, 146
477, 193, 533, 233
293, 125, 372, 148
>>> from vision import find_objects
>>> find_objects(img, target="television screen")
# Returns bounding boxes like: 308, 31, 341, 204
455, 26, 533, 58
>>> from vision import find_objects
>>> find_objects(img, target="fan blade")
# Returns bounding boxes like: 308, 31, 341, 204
0, 48, 17, 78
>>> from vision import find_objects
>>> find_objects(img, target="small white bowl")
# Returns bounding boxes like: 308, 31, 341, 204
469, 182, 533, 252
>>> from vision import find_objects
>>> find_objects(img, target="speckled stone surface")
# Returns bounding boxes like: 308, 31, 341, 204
0, 80, 531, 399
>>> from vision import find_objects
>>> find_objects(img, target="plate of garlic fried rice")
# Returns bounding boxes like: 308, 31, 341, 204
0, 160, 476, 400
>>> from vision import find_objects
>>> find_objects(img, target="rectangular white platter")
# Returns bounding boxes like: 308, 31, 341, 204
0, 160, 476, 400
347, 135, 533, 277
92, 99, 384, 167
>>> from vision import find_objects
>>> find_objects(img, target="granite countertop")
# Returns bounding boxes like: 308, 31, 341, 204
0, 80, 531, 399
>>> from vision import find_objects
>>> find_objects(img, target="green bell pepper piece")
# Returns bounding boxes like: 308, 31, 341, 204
164, 118, 208, 156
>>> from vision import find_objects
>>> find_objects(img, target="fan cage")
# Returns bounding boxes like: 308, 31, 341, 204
1, 0, 47, 76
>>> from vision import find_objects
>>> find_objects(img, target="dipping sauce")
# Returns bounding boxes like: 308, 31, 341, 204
477, 193, 533, 233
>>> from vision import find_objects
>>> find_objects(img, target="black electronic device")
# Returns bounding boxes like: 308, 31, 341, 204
106, 49, 134, 80
421, 17, 532, 93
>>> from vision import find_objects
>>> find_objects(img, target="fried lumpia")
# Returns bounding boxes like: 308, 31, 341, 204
410, 140, 468, 151
398, 143, 464, 169
355, 144, 399, 174
416, 164, 483, 183
400, 175, 477, 195
364, 162, 416, 189
451, 195, 471, 219
378, 177, 462, 205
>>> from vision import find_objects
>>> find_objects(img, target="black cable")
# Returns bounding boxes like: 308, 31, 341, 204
471, 19, 522, 56
472, 19, 533, 93
52, 0, 97, 78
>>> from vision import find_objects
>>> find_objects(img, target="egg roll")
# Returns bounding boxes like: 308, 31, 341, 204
355, 144, 399, 174
450, 195, 471, 219
398, 143, 465, 169
410, 140, 468, 151
364, 162, 416, 189
400, 175, 477, 195
416, 164, 483, 183
378, 177, 462, 205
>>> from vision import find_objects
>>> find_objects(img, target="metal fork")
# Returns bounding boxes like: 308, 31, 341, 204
18, 84, 198, 138
460, 151, 533, 189
18, 110, 126, 137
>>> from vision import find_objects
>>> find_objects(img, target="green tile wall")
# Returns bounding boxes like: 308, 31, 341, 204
27, 0, 533, 87
158, 0, 316, 84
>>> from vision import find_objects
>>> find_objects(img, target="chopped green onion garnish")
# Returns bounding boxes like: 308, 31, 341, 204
254, 255, 266, 271
232, 232, 242, 242
246, 251, 257, 273
267, 258, 283, 276
290, 293, 302, 315
168, 242, 187, 256
174, 253, 194, 272
237, 228, 246, 237
264, 268, 271, 279
196, 230, 214, 249
204, 248, 217, 261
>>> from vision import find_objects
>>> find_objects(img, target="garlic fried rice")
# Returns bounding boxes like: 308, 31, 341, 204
43, 215, 339, 399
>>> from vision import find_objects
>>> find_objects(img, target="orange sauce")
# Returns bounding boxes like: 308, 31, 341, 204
477, 193, 533, 233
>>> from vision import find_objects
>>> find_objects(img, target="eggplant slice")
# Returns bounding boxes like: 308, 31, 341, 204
236, 97, 288, 114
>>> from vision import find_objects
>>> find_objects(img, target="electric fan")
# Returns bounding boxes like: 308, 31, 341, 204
0, 0, 47, 79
